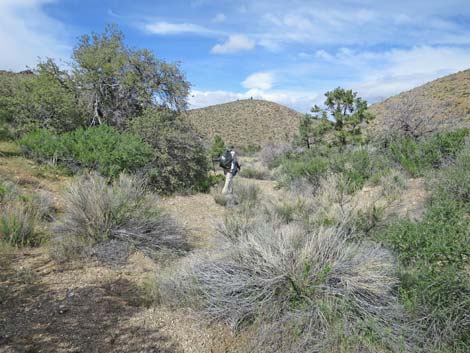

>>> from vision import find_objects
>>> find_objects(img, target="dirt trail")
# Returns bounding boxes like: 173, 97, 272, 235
0, 247, 233, 353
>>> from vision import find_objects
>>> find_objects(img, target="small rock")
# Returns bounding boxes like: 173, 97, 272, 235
58, 304, 68, 314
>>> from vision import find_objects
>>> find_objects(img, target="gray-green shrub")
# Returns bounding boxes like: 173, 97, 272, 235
158, 221, 411, 352
55, 173, 188, 258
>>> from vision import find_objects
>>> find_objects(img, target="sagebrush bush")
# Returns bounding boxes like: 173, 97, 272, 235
0, 203, 38, 247
20, 126, 155, 178
129, 108, 209, 194
158, 221, 411, 352
55, 173, 188, 258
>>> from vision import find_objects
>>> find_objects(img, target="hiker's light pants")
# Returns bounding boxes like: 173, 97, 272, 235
222, 172, 234, 194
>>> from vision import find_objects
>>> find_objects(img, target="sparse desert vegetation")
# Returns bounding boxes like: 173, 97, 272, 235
0, 20, 469, 353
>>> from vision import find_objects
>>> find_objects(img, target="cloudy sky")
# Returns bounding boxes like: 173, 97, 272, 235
1, 0, 470, 112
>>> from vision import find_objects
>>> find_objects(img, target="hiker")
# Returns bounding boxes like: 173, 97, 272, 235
220, 145, 240, 194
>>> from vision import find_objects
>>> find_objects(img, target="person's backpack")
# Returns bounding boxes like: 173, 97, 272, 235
219, 149, 233, 169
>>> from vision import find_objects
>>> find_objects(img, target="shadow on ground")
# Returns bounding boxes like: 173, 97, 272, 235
0, 252, 181, 353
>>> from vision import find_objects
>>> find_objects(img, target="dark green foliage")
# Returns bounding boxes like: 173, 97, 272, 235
208, 135, 226, 159
129, 108, 209, 194
297, 113, 332, 149
279, 151, 329, 189
20, 125, 154, 178
378, 143, 470, 350
309, 88, 374, 147
379, 200, 469, 348
194, 174, 225, 193
388, 128, 469, 177
0, 61, 85, 135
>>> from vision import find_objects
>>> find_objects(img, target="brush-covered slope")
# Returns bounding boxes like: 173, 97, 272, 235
368, 69, 470, 137
183, 99, 303, 148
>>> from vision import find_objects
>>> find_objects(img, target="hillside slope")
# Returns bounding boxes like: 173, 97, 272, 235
368, 69, 470, 137
183, 99, 303, 148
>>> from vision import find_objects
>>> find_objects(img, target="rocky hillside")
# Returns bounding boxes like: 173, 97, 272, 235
183, 99, 303, 148
368, 69, 470, 137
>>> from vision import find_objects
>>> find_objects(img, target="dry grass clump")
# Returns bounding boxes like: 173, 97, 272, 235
212, 180, 262, 210
239, 165, 271, 180
53, 172, 188, 260
158, 217, 412, 352
0, 203, 38, 247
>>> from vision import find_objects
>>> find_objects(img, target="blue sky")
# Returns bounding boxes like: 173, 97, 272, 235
1, 0, 470, 112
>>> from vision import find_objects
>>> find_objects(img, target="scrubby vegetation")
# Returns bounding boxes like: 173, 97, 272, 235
1, 22, 469, 353
20, 126, 155, 177
378, 141, 470, 352
160, 172, 414, 352
129, 108, 209, 193
53, 173, 188, 260
158, 115, 469, 351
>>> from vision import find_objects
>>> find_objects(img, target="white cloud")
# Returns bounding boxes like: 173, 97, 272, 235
242, 72, 274, 90
211, 34, 255, 54
212, 13, 226, 23
0, 0, 70, 71
145, 21, 214, 35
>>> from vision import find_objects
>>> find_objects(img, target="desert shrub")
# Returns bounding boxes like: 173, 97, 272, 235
234, 181, 261, 208
0, 203, 38, 247
378, 144, 470, 350
49, 234, 93, 263
0, 180, 20, 203
388, 129, 469, 177
55, 173, 188, 258
195, 173, 225, 193
240, 144, 261, 156
259, 143, 293, 169
276, 145, 392, 193
18, 129, 67, 161
379, 200, 469, 350
158, 222, 410, 352
278, 153, 329, 190
129, 108, 209, 194
435, 140, 470, 205
20, 125, 154, 178
239, 165, 271, 180
329, 146, 393, 192
212, 181, 262, 210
